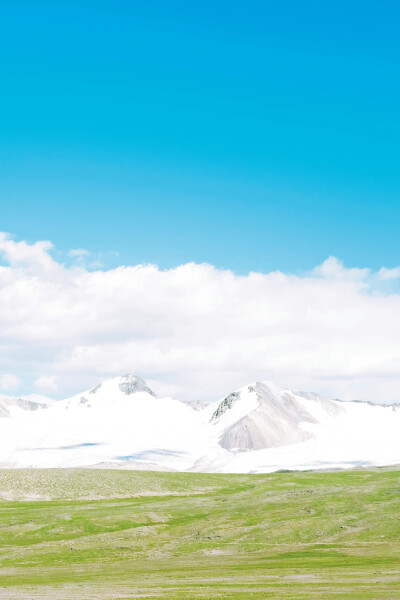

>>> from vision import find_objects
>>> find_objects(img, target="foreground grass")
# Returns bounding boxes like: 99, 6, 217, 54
0, 468, 399, 598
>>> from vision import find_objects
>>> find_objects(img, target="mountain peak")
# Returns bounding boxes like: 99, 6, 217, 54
118, 374, 157, 397
88, 374, 157, 398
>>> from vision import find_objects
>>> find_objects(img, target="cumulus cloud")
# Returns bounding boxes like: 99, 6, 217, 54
0, 233, 400, 403
0, 232, 55, 271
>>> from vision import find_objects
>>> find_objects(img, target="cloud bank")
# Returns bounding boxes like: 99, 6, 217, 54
1, 232, 400, 403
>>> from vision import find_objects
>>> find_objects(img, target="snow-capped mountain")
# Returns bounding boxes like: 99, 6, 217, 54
209, 381, 342, 450
0, 374, 399, 473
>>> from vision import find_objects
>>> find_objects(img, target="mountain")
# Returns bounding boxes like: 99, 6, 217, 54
209, 381, 342, 450
0, 394, 51, 418
0, 374, 399, 472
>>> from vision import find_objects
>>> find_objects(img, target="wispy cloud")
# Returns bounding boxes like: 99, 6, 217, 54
377, 267, 400, 281
0, 374, 21, 392
68, 248, 90, 258
34, 375, 58, 393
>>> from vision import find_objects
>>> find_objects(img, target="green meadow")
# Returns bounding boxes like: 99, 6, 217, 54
0, 467, 399, 599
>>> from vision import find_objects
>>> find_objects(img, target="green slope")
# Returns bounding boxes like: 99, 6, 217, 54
0, 468, 399, 599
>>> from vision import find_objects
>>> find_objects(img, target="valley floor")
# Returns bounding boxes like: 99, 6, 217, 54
0, 468, 399, 599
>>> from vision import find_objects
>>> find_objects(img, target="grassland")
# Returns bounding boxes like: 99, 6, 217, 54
0, 467, 399, 599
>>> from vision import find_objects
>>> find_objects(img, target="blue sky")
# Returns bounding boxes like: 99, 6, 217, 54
1, 0, 399, 273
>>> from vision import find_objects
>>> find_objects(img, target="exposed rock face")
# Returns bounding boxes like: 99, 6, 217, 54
89, 383, 102, 395
0, 397, 48, 418
180, 399, 210, 411
211, 393, 239, 420
118, 374, 156, 397
8, 398, 47, 411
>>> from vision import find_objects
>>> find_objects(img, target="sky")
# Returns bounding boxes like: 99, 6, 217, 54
1, 2, 400, 401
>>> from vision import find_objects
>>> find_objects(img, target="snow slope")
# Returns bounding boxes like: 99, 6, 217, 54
0, 374, 399, 472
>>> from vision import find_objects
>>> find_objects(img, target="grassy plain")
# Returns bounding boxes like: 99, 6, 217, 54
0, 467, 399, 599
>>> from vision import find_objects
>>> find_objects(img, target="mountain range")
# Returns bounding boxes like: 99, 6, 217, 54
1, 374, 399, 473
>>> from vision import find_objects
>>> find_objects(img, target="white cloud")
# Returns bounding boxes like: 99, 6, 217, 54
0, 374, 21, 391
377, 267, 400, 281
1, 233, 400, 403
0, 232, 55, 270
68, 248, 104, 269
68, 248, 90, 258
34, 375, 58, 393
312, 256, 370, 281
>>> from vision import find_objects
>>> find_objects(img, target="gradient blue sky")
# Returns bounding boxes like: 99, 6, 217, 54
1, 0, 399, 273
